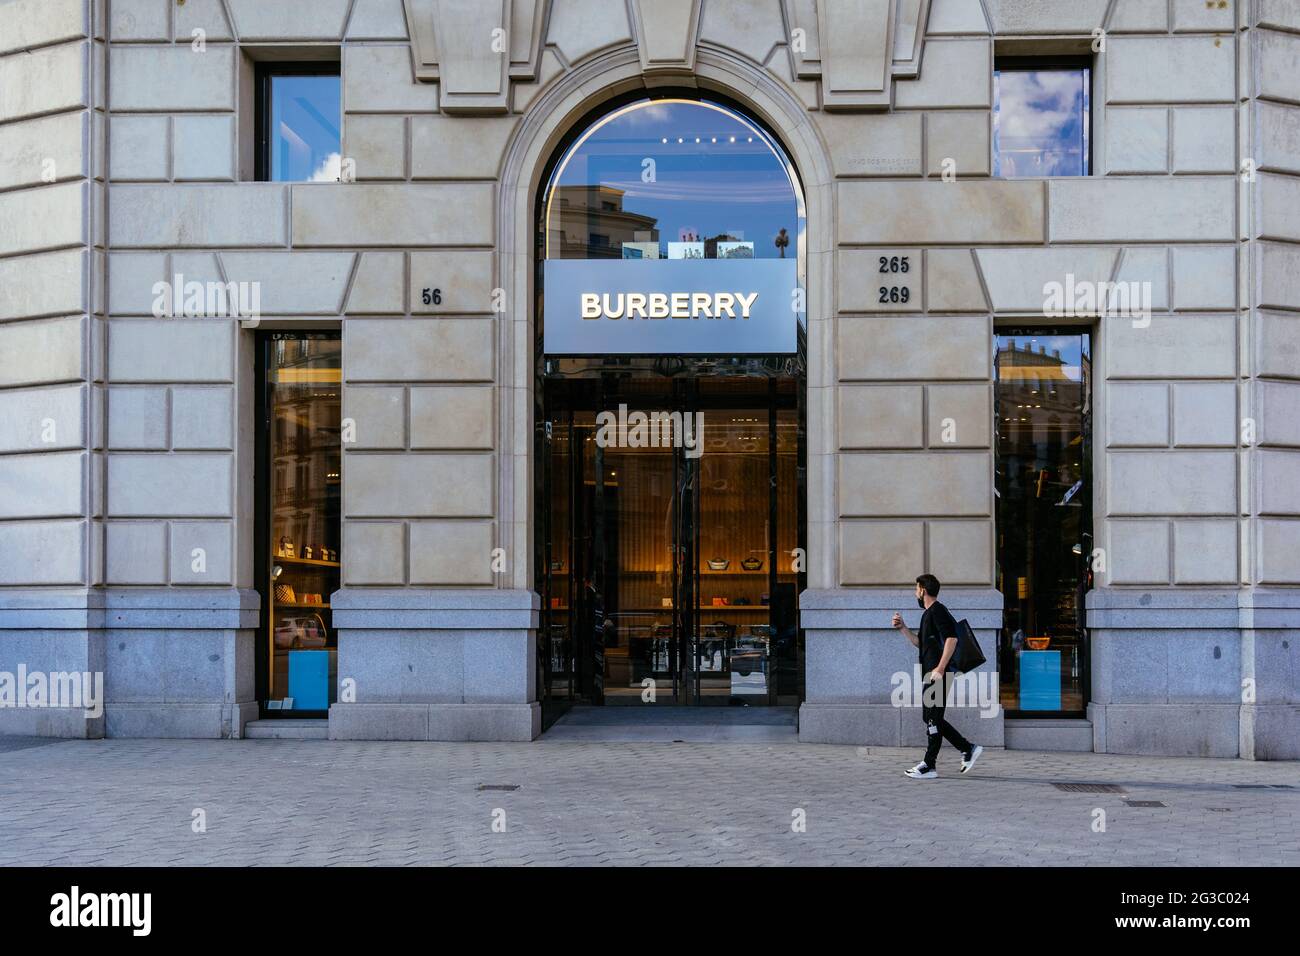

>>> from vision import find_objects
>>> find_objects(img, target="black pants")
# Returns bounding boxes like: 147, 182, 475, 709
921, 673, 972, 769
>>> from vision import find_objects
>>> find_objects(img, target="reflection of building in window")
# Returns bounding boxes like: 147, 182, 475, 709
551, 185, 658, 258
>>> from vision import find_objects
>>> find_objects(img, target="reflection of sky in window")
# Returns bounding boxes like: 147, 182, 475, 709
993, 68, 1089, 177
548, 101, 801, 258
270, 75, 341, 182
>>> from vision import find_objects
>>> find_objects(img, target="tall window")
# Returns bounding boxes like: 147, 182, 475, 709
995, 331, 1092, 716
257, 334, 342, 715
256, 64, 341, 182
993, 59, 1091, 177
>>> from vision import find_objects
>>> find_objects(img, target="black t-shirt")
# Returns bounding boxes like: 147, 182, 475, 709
918, 601, 958, 672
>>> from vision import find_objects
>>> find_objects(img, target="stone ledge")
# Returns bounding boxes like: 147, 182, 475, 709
1240, 704, 1300, 761
328, 702, 540, 741
0, 588, 261, 630
798, 701, 1004, 748
105, 702, 242, 739
1089, 702, 1241, 758
331, 588, 539, 630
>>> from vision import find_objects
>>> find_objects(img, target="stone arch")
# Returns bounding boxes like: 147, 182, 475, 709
495, 44, 838, 594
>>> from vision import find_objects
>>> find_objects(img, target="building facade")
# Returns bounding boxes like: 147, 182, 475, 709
1, 0, 1297, 758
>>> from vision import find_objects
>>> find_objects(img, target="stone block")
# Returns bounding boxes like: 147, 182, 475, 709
173, 115, 236, 181
226, 0, 351, 39
408, 251, 495, 313
220, 252, 354, 314
1258, 174, 1300, 242
1172, 519, 1237, 585
814, 112, 922, 177
411, 115, 518, 179
0, 112, 87, 190
347, 0, 410, 40
1257, 101, 1300, 175
106, 253, 163, 316
346, 253, 406, 313
344, 318, 493, 382
1259, 520, 1300, 583
1108, 451, 1237, 515
1171, 107, 1235, 173
1109, 0, 1168, 31
0, 316, 84, 388
1259, 451, 1300, 515
343, 521, 406, 585
109, 114, 168, 181
1260, 242, 1300, 311
104, 521, 167, 584
926, 0, 989, 35
838, 385, 923, 449
839, 520, 924, 585
408, 520, 494, 585
1172, 382, 1236, 447
1258, 312, 1300, 379
344, 114, 406, 180
109, 45, 236, 111
345, 387, 406, 449
1105, 519, 1171, 584
0, 182, 85, 257
1049, 178, 1234, 242
0, 451, 84, 518
0, 520, 85, 585
343, 44, 436, 113
291, 183, 493, 247
107, 386, 168, 450
982, 0, 1108, 32
1259, 26, 1300, 105
1092, 703, 1239, 757
1171, 246, 1235, 311
169, 521, 233, 584
927, 520, 991, 584
837, 250, 921, 312
108, 320, 234, 382
1114, 246, 1169, 311
838, 316, 989, 381
171, 387, 233, 450
110, 184, 286, 248
976, 247, 1118, 313
1104, 107, 1168, 174
174, 0, 235, 41
0, 249, 87, 321
839, 452, 990, 517
894, 38, 991, 109
1171, 0, 1236, 31
344, 453, 494, 517
107, 454, 233, 516
925, 111, 990, 177
1107, 383, 1170, 447
1106, 36, 1234, 105
927, 384, 989, 448
1256, 381, 1300, 446
0, 0, 89, 55
409, 386, 494, 449
0, 384, 84, 453
0, 40, 87, 123
546, 0, 633, 65
839, 180, 1043, 245
1106, 315, 1235, 379
924, 249, 986, 311
110, 1, 170, 41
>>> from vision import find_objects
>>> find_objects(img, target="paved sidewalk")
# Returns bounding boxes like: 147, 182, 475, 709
0, 738, 1296, 866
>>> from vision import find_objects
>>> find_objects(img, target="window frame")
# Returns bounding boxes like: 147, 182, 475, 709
253, 61, 342, 183
992, 54, 1095, 179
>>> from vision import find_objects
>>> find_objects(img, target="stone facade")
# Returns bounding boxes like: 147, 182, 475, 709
0, 0, 1295, 757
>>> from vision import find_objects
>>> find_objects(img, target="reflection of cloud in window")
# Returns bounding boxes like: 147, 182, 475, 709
309, 152, 342, 183
995, 68, 1088, 177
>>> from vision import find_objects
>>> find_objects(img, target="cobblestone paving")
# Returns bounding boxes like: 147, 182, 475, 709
0, 739, 1296, 866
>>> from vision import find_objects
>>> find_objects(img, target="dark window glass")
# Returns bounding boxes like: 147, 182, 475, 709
994, 63, 1091, 177
258, 68, 340, 182
995, 332, 1093, 716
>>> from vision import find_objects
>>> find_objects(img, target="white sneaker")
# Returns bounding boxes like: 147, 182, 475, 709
904, 762, 938, 779
960, 745, 984, 774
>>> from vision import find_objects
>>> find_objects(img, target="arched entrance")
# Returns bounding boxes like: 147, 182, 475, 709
532, 94, 806, 719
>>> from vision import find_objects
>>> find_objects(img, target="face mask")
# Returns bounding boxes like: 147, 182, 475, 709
917, 596, 926, 609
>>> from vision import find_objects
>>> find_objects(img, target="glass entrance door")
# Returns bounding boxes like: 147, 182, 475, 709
539, 379, 803, 709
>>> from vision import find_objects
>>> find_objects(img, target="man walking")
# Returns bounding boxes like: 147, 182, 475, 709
892, 574, 983, 779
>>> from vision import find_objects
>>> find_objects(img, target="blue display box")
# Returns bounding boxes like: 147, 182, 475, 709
1019, 650, 1061, 711
287, 650, 332, 711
